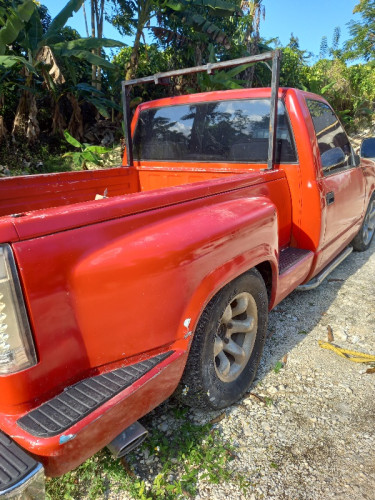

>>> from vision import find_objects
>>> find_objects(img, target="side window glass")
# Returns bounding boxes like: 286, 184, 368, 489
306, 99, 353, 175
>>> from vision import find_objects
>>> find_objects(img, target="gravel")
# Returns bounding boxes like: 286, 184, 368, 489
106, 239, 375, 500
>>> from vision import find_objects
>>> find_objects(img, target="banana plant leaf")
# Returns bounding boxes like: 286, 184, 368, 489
43, 0, 84, 46
165, 0, 240, 15
25, 9, 43, 52
87, 96, 121, 118
64, 129, 82, 148
59, 49, 116, 69
0, 55, 36, 74
150, 26, 192, 46
54, 38, 126, 52
183, 11, 231, 48
75, 83, 105, 95
0, 0, 35, 54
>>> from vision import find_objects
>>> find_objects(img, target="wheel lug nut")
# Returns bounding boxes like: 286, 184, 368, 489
227, 322, 233, 329
223, 338, 229, 344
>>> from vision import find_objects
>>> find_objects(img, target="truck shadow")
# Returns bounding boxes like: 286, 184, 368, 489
83, 241, 375, 499
258, 238, 375, 381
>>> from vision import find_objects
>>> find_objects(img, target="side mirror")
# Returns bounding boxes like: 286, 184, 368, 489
360, 137, 375, 159
321, 147, 346, 169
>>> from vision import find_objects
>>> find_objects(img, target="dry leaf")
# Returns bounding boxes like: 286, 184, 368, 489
365, 367, 375, 374
327, 325, 334, 343
12, 91, 29, 136
36, 46, 66, 85
26, 94, 40, 143
120, 457, 136, 478
282, 354, 288, 365
210, 413, 226, 424
247, 392, 267, 404
0, 116, 7, 142
225, 448, 239, 459
182, 490, 193, 498
67, 93, 84, 142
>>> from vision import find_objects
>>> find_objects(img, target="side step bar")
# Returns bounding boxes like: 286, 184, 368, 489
297, 246, 353, 291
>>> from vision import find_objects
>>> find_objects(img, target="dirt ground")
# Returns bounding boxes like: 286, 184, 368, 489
191, 237, 375, 499
115, 238, 375, 500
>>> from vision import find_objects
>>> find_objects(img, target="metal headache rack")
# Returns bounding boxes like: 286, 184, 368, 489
122, 50, 281, 170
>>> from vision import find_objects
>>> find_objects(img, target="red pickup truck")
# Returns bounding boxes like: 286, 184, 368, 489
0, 52, 374, 498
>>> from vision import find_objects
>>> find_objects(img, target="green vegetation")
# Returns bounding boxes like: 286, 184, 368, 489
63, 130, 111, 169
273, 361, 284, 374
46, 405, 249, 499
0, 0, 374, 174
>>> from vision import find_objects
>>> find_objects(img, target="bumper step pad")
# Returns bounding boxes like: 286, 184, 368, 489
18, 351, 172, 438
0, 431, 41, 495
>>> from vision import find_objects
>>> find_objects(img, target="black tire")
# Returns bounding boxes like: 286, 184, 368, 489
180, 269, 268, 410
352, 193, 375, 252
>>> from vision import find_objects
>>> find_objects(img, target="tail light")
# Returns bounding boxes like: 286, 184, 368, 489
0, 245, 37, 375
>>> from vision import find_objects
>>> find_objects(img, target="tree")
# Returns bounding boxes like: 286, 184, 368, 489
242, 0, 265, 86
109, 0, 242, 81
0, 0, 124, 141
82, 0, 106, 89
345, 0, 375, 61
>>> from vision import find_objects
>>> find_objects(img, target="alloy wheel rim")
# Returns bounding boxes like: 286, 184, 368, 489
214, 292, 258, 383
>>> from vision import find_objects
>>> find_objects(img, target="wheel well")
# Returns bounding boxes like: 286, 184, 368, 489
255, 261, 273, 300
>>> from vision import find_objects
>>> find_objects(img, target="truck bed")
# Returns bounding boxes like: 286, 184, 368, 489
0, 164, 257, 219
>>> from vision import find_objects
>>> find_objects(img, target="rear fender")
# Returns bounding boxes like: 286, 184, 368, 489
6, 194, 278, 411
173, 197, 278, 347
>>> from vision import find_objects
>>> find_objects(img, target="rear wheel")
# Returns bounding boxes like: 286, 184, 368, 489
352, 194, 375, 252
180, 269, 268, 410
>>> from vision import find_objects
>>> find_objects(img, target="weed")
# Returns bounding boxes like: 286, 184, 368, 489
264, 396, 274, 407
63, 131, 112, 170
270, 461, 279, 470
298, 330, 308, 335
273, 361, 284, 374
46, 414, 248, 500
171, 405, 189, 420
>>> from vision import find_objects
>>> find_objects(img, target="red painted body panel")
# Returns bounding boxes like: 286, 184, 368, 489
0, 86, 374, 476
2, 171, 287, 413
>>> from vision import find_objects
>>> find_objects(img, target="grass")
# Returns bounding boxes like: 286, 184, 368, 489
273, 361, 284, 374
46, 404, 249, 500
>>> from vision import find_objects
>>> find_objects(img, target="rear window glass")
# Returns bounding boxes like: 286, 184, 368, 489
133, 99, 297, 163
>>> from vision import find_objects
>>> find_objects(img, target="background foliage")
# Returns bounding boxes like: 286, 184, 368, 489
0, 0, 374, 173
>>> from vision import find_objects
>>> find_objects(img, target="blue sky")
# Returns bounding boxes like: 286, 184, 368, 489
41, 0, 359, 60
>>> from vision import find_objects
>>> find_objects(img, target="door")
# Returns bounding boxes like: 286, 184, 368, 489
306, 99, 365, 249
